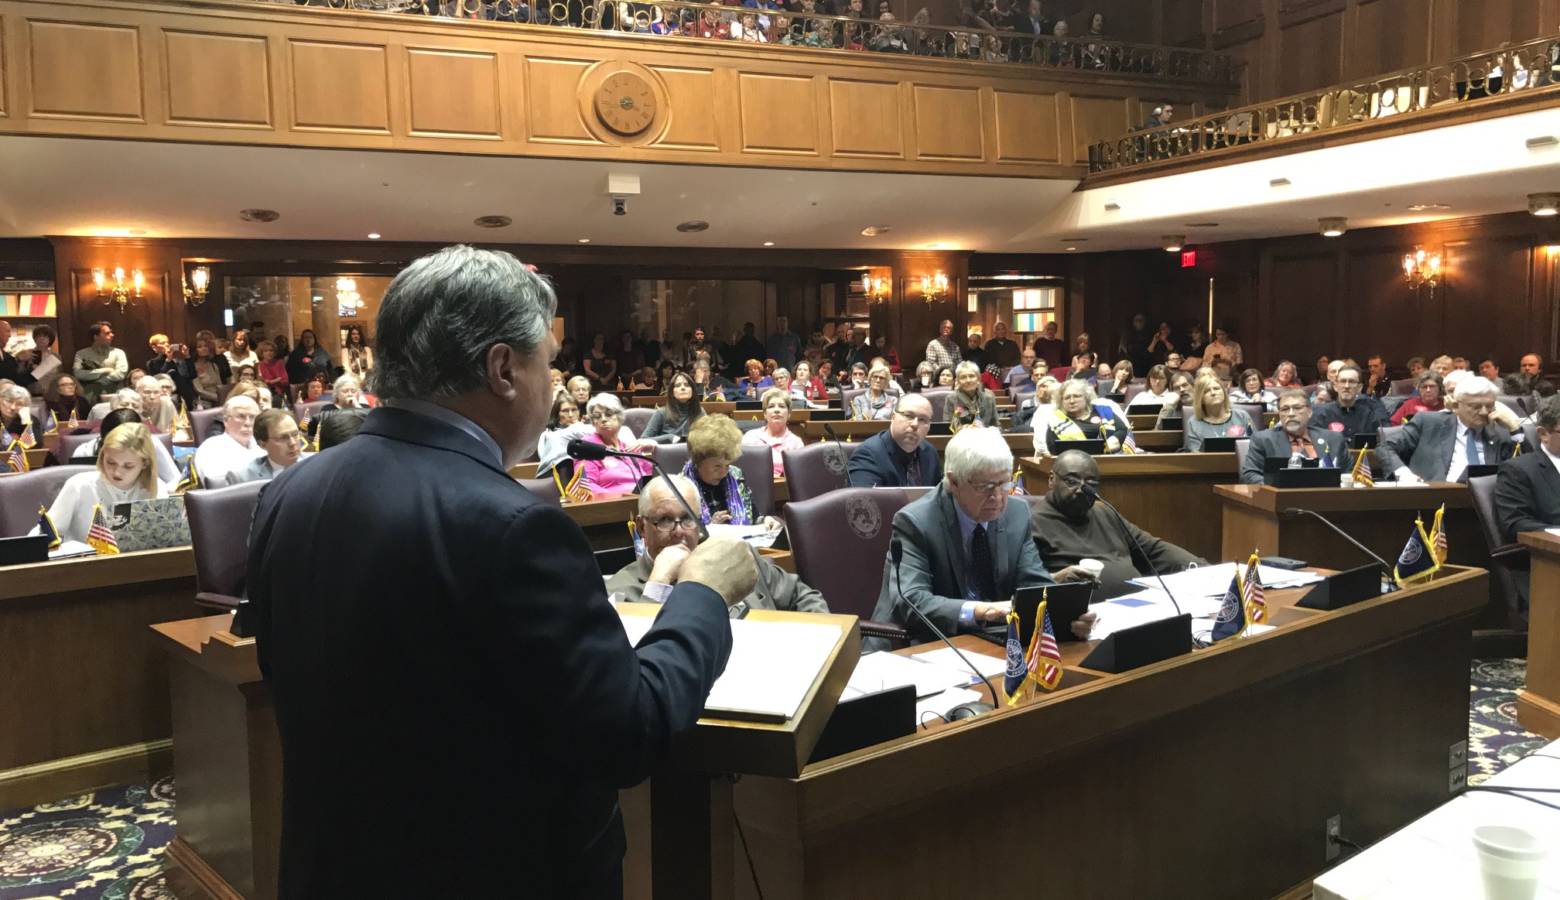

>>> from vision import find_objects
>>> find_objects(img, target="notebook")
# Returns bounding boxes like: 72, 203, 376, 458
111, 497, 191, 552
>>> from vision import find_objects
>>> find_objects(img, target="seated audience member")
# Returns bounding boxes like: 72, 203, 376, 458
576, 393, 654, 497
192, 395, 265, 484
536, 392, 582, 469
628, 367, 658, 392
1239, 389, 1346, 484
228, 409, 304, 485
25, 324, 62, 395
692, 360, 734, 401
0, 383, 46, 445
1267, 360, 1302, 390
867, 426, 1066, 651
736, 359, 774, 399
608, 475, 827, 615
1379, 376, 1513, 483
69, 408, 175, 483
741, 388, 803, 477
1183, 375, 1256, 451
46, 374, 91, 424
317, 408, 368, 450
1391, 372, 1445, 425
307, 373, 368, 440
1012, 365, 1054, 428
792, 360, 827, 405
1478, 356, 1501, 381
1005, 347, 1038, 392
1099, 360, 1134, 398
1406, 357, 1428, 379
1031, 450, 1207, 598
847, 394, 940, 488
1496, 395, 1560, 542
683, 414, 772, 527
944, 361, 998, 428
851, 364, 898, 420
1047, 380, 1131, 455
1230, 368, 1278, 411
932, 365, 956, 388
1154, 372, 1196, 429
1165, 351, 1187, 372
135, 375, 176, 433
912, 360, 936, 391
641, 371, 705, 443
43, 422, 171, 542
1310, 364, 1387, 442
565, 375, 592, 407
1429, 355, 1454, 377
300, 374, 328, 403
189, 330, 232, 410
1127, 364, 1177, 409
258, 340, 289, 407
1453, 356, 1471, 372
847, 362, 871, 391
1517, 353, 1544, 392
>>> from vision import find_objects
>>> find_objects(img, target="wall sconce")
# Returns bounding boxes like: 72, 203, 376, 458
182, 266, 210, 307
861, 273, 891, 304
1402, 246, 1442, 297
92, 266, 143, 312
919, 271, 950, 304
336, 276, 363, 316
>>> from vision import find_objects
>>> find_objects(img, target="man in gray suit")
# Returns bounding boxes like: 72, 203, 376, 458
1239, 389, 1347, 484
225, 409, 305, 486
1380, 375, 1514, 483
867, 426, 1065, 651
609, 475, 829, 618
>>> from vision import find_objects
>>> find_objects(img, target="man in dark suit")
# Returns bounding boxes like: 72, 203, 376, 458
246, 246, 757, 899
1239, 389, 1347, 484
847, 393, 941, 488
867, 426, 1062, 651
1496, 394, 1560, 542
1380, 375, 1513, 483
1311, 363, 1388, 443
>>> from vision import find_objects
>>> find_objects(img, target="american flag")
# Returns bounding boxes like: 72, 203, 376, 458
86, 504, 119, 555
1351, 446, 1374, 487
1242, 552, 1267, 624
1431, 503, 1448, 565
1026, 597, 1064, 691
5, 440, 27, 473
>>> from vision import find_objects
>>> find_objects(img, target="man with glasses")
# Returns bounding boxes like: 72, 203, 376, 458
608, 474, 828, 616
1311, 363, 1388, 443
227, 408, 307, 485
847, 393, 942, 488
1239, 389, 1346, 485
868, 426, 1056, 650
192, 394, 265, 484
1031, 450, 1206, 602
1381, 375, 1514, 483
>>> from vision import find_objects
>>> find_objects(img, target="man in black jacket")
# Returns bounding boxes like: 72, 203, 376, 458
247, 245, 756, 899
1496, 394, 1560, 542
847, 393, 941, 488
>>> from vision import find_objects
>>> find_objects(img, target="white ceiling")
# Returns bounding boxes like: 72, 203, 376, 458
0, 103, 1556, 254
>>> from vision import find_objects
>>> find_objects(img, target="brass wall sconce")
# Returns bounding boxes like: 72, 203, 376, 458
92, 266, 143, 312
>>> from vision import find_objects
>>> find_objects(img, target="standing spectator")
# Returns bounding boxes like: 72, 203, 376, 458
225, 329, 259, 370
552, 336, 579, 375
1146, 321, 1176, 365
963, 330, 987, 371
1183, 324, 1208, 364
1119, 313, 1154, 376
257, 341, 290, 408
733, 322, 766, 369
984, 320, 1020, 370
286, 330, 333, 398
827, 322, 857, 374
72, 321, 129, 406
190, 330, 233, 410
1082, 11, 1110, 68
582, 332, 617, 391
874, 334, 902, 372
612, 329, 645, 383
26, 325, 62, 395
924, 318, 961, 370
1205, 326, 1243, 368
342, 326, 375, 385
1032, 320, 1066, 369
145, 333, 194, 410
765, 315, 803, 370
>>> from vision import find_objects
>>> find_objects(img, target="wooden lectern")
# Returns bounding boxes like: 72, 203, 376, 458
1518, 531, 1560, 738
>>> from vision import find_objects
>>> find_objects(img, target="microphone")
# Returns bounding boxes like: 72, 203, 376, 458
567, 438, 708, 541
822, 422, 850, 476
1279, 507, 1392, 573
1079, 484, 1185, 620
890, 537, 998, 717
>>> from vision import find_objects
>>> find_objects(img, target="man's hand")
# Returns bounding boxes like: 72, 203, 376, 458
1070, 611, 1098, 640
1053, 565, 1099, 584
647, 544, 691, 586
680, 538, 758, 608
973, 601, 1011, 624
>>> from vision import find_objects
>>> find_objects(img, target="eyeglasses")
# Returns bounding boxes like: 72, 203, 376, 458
1056, 475, 1100, 490
1276, 404, 1309, 414
646, 515, 698, 534
894, 411, 931, 426
966, 479, 1013, 495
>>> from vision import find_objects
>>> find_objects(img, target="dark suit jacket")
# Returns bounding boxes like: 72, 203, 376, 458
1379, 410, 1513, 482
247, 406, 733, 898
1238, 425, 1347, 485
1496, 448, 1560, 542
846, 429, 941, 488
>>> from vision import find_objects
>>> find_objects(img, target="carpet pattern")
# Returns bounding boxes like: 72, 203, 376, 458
0, 659, 1548, 897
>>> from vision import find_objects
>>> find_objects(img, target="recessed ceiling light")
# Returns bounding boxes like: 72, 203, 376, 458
474, 215, 513, 228
762, 241, 775, 247
676, 220, 710, 233
1319, 217, 1347, 237
1526, 136, 1559, 150
577, 238, 591, 243
1103, 202, 1121, 212
1269, 178, 1291, 188
1162, 234, 1186, 252
860, 225, 891, 237
367, 233, 381, 240
239, 208, 279, 223
1407, 203, 1452, 212
1184, 222, 1220, 228
1529, 193, 1560, 217
1060, 237, 1089, 243
1065, 246, 1078, 252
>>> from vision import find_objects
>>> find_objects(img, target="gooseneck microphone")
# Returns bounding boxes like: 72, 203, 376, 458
1079, 484, 1186, 619
566, 438, 708, 541
891, 537, 998, 716
1279, 507, 1392, 572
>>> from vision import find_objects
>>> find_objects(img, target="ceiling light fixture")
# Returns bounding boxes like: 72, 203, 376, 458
1319, 217, 1347, 237
1529, 193, 1560, 217
239, 208, 279, 223
1162, 235, 1186, 253
676, 220, 710, 233
1407, 203, 1452, 212
367, 233, 381, 240
577, 238, 591, 243
474, 215, 513, 228
182, 265, 210, 307
860, 225, 891, 237
762, 241, 775, 247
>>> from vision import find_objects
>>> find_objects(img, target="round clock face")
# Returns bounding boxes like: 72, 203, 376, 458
594, 72, 657, 136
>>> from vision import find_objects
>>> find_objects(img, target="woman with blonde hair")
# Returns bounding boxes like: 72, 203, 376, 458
943, 360, 997, 428
683, 414, 761, 526
43, 421, 170, 543
1183, 374, 1256, 451
741, 387, 804, 476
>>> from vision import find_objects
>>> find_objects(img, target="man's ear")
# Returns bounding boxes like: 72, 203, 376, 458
487, 344, 519, 401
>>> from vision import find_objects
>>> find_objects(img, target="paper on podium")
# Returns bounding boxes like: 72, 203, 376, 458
705, 522, 781, 548
1127, 562, 1323, 596
911, 646, 1007, 680
844, 651, 971, 700
1088, 590, 1183, 641
617, 609, 844, 722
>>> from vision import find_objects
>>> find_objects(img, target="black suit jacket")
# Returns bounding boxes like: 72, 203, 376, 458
1238, 425, 1347, 484
846, 429, 941, 488
1496, 448, 1560, 542
247, 406, 733, 898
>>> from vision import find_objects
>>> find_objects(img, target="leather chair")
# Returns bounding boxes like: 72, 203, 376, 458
1123, 383, 1146, 404
1523, 422, 1539, 449
1234, 402, 1267, 426
923, 388, 953, 422
781, 441, 860, 503
653, 442, 689, 477
0, 467, 79, 536
1234, 438, 1251, 473
783, 487, 913, 644
622, 407, 654, 438
736, 445, 775, 517
293, 399, 333, 424
185, 480, 267, 610
53, 432, 97, 465
1498, 394, 1534, 417
840, 387, 867, 415
1468, 474, 1529, 630
155, 432, 174, 460
190, 407, 225, 444
515, 478, 563, 507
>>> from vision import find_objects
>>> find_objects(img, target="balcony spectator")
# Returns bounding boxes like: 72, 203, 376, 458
1082, 11, 1110, 69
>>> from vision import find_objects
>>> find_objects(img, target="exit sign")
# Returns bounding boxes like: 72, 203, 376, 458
1180, 250, 1197, 268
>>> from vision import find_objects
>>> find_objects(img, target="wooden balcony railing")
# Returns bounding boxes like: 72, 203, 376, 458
1087, 32, 1560, 176
265, 0, 1237, 84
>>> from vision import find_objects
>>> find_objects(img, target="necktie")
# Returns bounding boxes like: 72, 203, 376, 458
905, 451, 921, 486
1466, 428, 1483, 467
970, 524, 998, 602
1289, 435, 1317, 459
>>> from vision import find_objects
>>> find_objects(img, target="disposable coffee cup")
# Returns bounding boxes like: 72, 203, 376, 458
1473, 824, 1547, 900
1078, 559, 1105, 579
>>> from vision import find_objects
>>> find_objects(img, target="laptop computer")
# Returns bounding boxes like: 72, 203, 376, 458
111, 496, 192, 552
1200, 437, 1239, 453
1013, 582, 1094, 645
0, 534, 49, 567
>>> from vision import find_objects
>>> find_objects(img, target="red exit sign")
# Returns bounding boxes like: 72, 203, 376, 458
1180, 250, 1198, 268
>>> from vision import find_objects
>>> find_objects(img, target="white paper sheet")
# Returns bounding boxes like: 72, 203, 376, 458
47, 541, 97, 561
910, 646, 1006, 680
1087, 590, 1184, 641
843, 651, 972, 700
1127, 562, 1323, 596
705, 522, 781, 548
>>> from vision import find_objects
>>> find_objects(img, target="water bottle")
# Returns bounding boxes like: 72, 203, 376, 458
1287, 452, 1304, 469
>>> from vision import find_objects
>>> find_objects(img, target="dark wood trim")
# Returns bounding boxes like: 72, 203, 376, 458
1212, 15, 1266, 49
0, 739, 172, 812
165, 836, 247, 900
1278, 0, 1347, 29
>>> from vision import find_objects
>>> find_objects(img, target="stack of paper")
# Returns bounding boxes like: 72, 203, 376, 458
1127, 562, 1323, 596
705, 522, 781, 548
843, 651, 971, 700
910, 646, 1006, 680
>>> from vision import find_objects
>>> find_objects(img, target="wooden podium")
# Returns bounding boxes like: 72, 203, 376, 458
150, 607, 861, 900
1518, 530, 1560, 738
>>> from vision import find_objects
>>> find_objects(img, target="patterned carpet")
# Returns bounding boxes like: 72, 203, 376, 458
0, 659, 1548, 898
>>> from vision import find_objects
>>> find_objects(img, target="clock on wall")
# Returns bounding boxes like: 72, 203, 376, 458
593, 71, 658, 137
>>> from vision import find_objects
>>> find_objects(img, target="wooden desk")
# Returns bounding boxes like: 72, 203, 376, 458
925, 432, 1032, 455
509, 462, 540, 480
564, 494, 639, 549
22, 447, 53, 469
1019, 454, 1240, 562
799, 420, 887, 443
1131, 429, 1184, 451
0, 547, 195, 810
735, 567, 1487, 899
1518, 530, 1560, 738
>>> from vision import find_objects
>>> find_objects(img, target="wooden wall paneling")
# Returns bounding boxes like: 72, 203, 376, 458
1344, 0, 1430, 82
0, 15, 8, 118
992, 89, 1060, 164
1163, 0, 1208, 46
404, 46, 500, 139
646, 64, 720, 152
164, 30, 272, 129
524, 55, 600, 145
737, 71, 819, 155
1066, 93, 1133, 163
1345, 244, 1430, 362
909, 83, 983, 162
1276, 0, 1343, 97
288, 38, 390, 134
1443, 236, 1538, 366
1263, 249, 1339, 370
28, 19, 144, 121
827, 77, 903, 159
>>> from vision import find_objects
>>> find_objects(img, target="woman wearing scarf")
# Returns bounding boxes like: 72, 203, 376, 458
1046, 379, 1133, 455
682, 415, 758, 526
942, 361, 997, 428
850, 364, 898, 420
